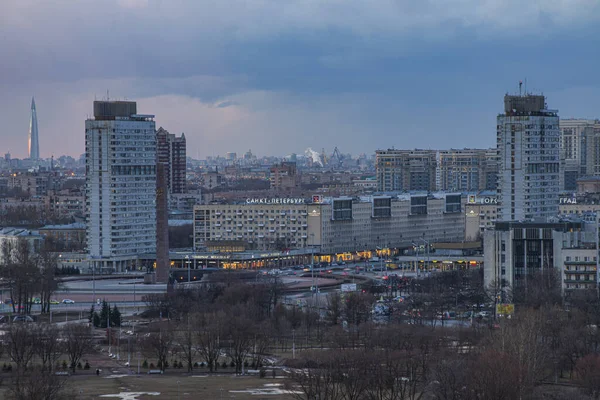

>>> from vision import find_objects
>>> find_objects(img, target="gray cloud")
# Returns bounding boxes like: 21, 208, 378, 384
2, 0, 600, 158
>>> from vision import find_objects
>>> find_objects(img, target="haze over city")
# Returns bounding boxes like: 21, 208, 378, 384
3, 0, 600, 159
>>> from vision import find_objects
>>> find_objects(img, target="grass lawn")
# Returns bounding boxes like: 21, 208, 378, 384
0, 373, 298, 399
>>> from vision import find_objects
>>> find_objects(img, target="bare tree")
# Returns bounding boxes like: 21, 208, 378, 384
37, 247, 60, 314
62, 324, 94, 373
141, 323, 174, 371
36, 324, 62, 373
175, 314, 197, 372
5, 324, 37, 372
0, 239, 39, 315
196, 311, 225, 372
576, 354, 600, 400
8, 370, 70, 400
226, 306, 255, 374
325, 293, 343, 326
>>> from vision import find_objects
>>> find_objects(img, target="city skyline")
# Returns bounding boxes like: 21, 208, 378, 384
3, 1, 600, 159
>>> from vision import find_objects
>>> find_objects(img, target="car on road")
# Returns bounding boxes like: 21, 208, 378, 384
62, 299, 75, 304
13, 315, 34, 323
50, 299, 60, 305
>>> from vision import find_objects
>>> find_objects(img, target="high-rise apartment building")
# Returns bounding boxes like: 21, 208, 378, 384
559, 119, 596, 191
156, 127, 186, 194
376, 149, 437, 192
28, 97, 39, 160
582, 121, 600, 177
85, 101, 157, 272
497, 94, 561, 221
376, 148, 497, 193
436, 149, 496, 192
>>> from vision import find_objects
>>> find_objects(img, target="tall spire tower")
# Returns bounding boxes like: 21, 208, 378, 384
28, 97, 40, 160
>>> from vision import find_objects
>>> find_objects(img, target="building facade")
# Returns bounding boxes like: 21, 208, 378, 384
560, 119, 596, 191
465, 193, 498, 242
376, 150, 437, 192
85, 101, 157, 272
436, 149, 494, 192
270, 162, 299, 191
497, 94, 561, 221
483, 221, 583, 298
156, 127, 186, 194
194, 194, 466, 255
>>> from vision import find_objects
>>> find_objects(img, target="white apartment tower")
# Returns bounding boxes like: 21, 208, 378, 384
497, 94, 560, 221
85, 101, 157, 272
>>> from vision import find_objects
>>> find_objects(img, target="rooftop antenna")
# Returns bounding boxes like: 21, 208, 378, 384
107, 90, 110, 101
524, 78, 528, 95
519, 80, 523, 96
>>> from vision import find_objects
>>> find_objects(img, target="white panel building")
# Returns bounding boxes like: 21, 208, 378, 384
85, 101, 156, 273
497, 94, 561, 221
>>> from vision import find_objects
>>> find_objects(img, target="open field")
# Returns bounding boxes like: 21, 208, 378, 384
0, 373, 297, 399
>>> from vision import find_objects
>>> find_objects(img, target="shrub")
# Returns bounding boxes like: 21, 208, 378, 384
193, 362, 199, 368
178, 361, 183, 369
84, 362, 90, 370
6, 364, 11, 372
244, 360, 249, 368
230, 361, 235, 368
221, 361, 228, 369
142, 360, 148, 369
61, 361, 68, 370
149, 363, 155, 369
77, 362, 83, 370
259, 369, 266, 378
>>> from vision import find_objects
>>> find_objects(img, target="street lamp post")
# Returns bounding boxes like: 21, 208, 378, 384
185, 255, 191, 283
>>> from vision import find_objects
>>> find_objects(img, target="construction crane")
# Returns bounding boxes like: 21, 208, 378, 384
331, 147, 344, 168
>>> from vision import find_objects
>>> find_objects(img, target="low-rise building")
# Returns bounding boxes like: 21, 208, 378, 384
484, 221, 585, 300
0, 228, 44, 263
465, 192, 498, 242
194, 193, 466, 257
38, 222, 86, 251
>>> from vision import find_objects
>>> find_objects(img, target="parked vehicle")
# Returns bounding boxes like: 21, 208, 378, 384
13, 315, 34, 323
62, 299, 75, 304
50, 299, 60, 304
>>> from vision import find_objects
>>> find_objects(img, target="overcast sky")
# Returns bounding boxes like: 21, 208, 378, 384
2, 0, 600, 159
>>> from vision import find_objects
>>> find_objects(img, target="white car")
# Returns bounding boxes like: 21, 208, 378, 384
62, 299, 75, 304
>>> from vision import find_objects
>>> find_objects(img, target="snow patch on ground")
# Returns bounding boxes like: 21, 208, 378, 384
230, 383, 302, 395
100, 392, 160, 399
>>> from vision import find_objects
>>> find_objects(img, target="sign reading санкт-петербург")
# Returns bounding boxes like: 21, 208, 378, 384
245, 198, 306, 205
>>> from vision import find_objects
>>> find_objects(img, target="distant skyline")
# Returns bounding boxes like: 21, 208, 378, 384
2, 1, 600, 159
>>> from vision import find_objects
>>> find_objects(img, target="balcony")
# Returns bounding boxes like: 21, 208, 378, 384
226, 229, 232, 233
247, 217, 254, 221
226, 218, 232, 222
247, 228, 254, 232
269, 218, 276, 222
290, 218, 297, 221
237, 223, 243, 227
566, 259, 597, 264
269, 229, 276, 233
258, 223, 265, 227
280, 223, 286, 227
564, 269, 596, 274
258, 235, 265, 238
215, 212, 222, 216
215, 223, 221, 227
